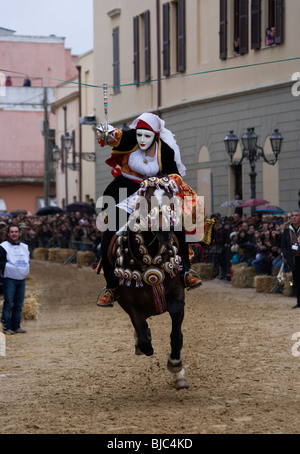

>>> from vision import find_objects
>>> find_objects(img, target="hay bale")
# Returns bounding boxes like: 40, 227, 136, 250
56, 248, 77, 264
48, 248, 59, 262
255, 275, 278, 293
21, 296, 40, 321
191, 262, 215, 280
231, 263, 257, 288
32, 248, 49, 260
77, 251, 95, 267
283, 272, 294, 296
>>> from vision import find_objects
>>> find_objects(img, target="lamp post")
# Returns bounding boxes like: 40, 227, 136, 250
224, 127, 283, 214
52, 131, 95, 206
52, 132, 73, 206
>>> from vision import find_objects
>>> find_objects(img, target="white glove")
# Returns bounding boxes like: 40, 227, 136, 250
96, 124, 116, 144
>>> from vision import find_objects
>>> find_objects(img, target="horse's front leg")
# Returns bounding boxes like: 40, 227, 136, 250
132, 317, 153, 357
167, 297, 189, 389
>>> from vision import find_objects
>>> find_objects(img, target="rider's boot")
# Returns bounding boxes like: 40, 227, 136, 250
184, 269, 202, 290
96, 288, 118, 307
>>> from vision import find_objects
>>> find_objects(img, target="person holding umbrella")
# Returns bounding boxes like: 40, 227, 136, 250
280, 210, 300, 309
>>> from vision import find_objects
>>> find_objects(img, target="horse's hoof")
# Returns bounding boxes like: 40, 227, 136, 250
137, 342, 154, 356
174, 368, 190, 390
175, 377, 190, 390
135, 345, 144, 355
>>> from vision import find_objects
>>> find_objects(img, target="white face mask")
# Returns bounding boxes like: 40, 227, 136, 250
136, 129, 155, 151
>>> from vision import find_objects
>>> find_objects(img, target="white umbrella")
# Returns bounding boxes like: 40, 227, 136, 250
220, 200, 243, 209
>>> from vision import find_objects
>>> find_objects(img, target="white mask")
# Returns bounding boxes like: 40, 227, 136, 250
136, 129, 155, 151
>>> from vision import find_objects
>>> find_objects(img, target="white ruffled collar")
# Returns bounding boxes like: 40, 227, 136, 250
128, 144, 159, 177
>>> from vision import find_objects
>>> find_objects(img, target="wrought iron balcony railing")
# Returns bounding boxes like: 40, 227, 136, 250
0, 160, 45, 178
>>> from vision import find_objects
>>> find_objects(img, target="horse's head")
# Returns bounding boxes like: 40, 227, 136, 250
134, 176, 181, 245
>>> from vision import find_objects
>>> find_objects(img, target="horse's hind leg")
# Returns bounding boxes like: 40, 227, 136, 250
169, 305, 184, 362
132, 319, 153, 357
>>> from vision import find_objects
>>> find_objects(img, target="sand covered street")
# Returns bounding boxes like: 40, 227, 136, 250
0, 260, 300, 434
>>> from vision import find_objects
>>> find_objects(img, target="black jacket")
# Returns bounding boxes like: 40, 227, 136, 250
111, 128, 179, 176
280, 224, 300, 270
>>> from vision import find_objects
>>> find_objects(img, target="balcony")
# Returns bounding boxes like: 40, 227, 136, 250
0, 160, 50, 182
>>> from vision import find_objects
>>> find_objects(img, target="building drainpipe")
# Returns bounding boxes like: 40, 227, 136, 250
43, 87, 49, 206
63, 106, 68, 206
76, 65, 82, 201
156, 0, 162, 117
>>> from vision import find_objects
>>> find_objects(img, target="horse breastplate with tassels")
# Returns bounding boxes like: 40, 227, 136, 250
113, 176, 183, 314
114, 229, 182, 289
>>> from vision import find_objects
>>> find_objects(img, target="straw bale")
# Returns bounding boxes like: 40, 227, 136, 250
32, 248, 49, 260
21, 296, 40, 321
191, 262, 215, 280
283, 272, 294, 296
56, 249, 77, 264
255, 275, 278, 293
77, 251, 95, 267
231, 263, 257, 288
48, 248, 59, 262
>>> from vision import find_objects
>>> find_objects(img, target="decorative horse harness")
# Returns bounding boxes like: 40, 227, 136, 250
113, 176, 183, 313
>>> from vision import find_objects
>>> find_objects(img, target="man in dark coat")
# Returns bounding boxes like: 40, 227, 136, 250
280, 210, 300, 308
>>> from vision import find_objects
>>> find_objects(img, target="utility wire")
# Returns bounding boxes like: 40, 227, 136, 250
1, 56, 300, 91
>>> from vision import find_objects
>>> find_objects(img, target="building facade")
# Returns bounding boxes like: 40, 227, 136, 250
0, 28, 78, 213
51, 50, 96, 208
93, 0, 300, 215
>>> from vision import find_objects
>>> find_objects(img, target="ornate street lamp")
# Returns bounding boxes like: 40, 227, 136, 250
224, 127, 283, 213
63, 132, 73, 152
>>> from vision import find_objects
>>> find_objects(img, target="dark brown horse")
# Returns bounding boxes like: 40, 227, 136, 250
112, 176, 189, 389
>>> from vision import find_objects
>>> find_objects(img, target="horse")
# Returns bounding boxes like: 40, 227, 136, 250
109, 175, 189, 390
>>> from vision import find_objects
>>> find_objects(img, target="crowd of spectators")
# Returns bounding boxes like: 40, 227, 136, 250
0, 207, 293, 282
192, 210, 292, 281
0, 210, 102, 261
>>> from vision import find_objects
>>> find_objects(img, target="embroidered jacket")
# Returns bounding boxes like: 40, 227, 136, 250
105, 128, 179, 181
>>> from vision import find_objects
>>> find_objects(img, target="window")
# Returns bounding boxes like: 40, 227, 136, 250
220, 0, 249, 59
219, 0, 227, 59
163, 1, 186, 74
251, 0, 261, 49
133, 10, 151, 84
268, 0, 283, 44
163, 3, 170, 76
220, 0, 284, 59
133, 16, 139, 84
144, 10, 151, 81
113, 27, 120, 94
235, 0, 249, 55
251, 0, 284, 49
177, 0, 186, 72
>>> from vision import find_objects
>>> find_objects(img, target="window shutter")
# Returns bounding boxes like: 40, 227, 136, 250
163, 2, 170, 76
133, 16, 139, 84
251, 0, 261, 49
219, 0, 227, 59
113, 27, 120, 93
177, 0, 186, 72
144, 10, 151, 81
239, 0, 249, 54
274, 0, 283, 44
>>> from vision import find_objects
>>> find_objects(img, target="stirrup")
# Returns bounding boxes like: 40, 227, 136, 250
96, 287, 115, 307
184, 269, 202, 291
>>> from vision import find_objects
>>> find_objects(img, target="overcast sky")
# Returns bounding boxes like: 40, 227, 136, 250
1, 0, 93, 55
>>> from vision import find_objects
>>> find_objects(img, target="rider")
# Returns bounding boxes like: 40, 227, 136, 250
96, 112, 202, 306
